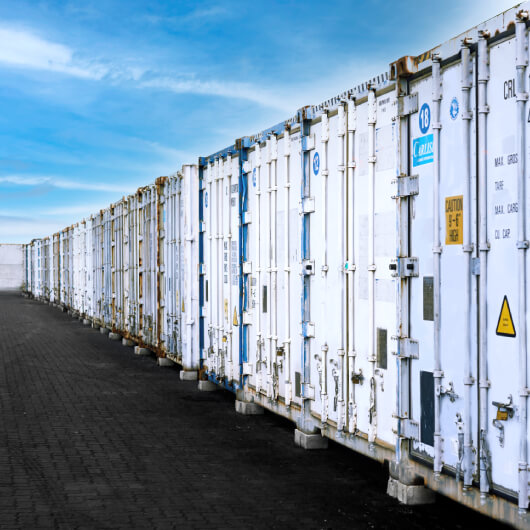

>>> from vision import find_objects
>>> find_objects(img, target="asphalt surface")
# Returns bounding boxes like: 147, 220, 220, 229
0, 291, 507, 529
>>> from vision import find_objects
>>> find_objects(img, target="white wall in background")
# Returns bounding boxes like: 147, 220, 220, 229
0, 244, 23, 290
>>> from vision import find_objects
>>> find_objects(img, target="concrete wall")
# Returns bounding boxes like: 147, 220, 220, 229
0, 244, 23, 290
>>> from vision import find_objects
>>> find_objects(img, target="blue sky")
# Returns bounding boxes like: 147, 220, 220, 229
0, 0, 518, 243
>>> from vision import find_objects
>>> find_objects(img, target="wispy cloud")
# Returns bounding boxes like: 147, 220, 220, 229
144, 5, 229, 26
140, 77, 294, 112
40, 203, 108, 216
0, 26, 292, 110
0, 175, 125, 193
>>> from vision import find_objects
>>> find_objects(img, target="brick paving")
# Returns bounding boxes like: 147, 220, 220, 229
0, 291, 505, 529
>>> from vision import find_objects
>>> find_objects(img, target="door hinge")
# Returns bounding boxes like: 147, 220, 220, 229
393, 337, 419, 359
302, 321, 315, 338
389, 257, 419, 278
242, 211, 252, 224
301, 134, 316, 152
302, 196, 315, 214
392, 174, 419, 199
394, 417, 419, 440
472, 257, 480, 276
397, 93, 419, 117
301, 382, 315, 400
243, 261, 252, 275
242, 362, 253, 375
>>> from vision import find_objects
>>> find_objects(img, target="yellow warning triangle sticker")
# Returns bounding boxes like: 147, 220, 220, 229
233, 307, 239, 327
496, 295, 516, 337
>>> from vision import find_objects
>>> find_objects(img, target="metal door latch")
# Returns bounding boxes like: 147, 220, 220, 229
492, 419, 505, 447
437, 381, 458, 402
492, 395, 515, 421
491, 397, 513, 449
351, 369, 364, 385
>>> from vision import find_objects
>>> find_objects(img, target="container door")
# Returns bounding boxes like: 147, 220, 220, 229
408, 46, 482, 484
483, 32, 522, 497
308, 108, 347, 430
204, 160, 219, 378
245, 130, 302, 409
181, 165, 200, 372
224, 155, 240, 385
164, 177, 177, 356
247, 140, 273, 399
127, 196, 140, 339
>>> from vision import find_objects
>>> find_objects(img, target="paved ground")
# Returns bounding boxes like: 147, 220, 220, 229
0, 291, 507, 529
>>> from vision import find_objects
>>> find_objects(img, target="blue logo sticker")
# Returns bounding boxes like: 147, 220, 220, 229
419, 103, 431, 134
252, 168, 256, 187
205, 191, 208, 207
412, 134, 434, 166
450, 97, 459, 120
313, 152, 320, 175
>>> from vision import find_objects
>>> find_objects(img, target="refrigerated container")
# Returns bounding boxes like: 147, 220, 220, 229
18, 4, 530, 526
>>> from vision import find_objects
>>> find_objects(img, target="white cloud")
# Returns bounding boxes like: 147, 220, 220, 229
0, 27, 107, 79
140, 76, 295, 112
0, 175, 125, 193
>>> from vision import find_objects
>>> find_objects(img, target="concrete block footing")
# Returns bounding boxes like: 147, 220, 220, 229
108, 332, 121, 341
100, 327, 110, 335
387, 477, 436, 505
83, 319, 91, 326
157, 357, 174, 367
198, 380, 218, 392
134, 346, 151, 356
294, 429, 329, 450
235, 400, 264, 415
179, 370, 198, 381
122, 338, 135, 347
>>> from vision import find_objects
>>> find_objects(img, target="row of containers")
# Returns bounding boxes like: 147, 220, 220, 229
21, 5, 530, 527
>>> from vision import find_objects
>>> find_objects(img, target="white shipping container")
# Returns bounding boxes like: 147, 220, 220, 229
163, 167, 200, 371
19, 4, 530, 526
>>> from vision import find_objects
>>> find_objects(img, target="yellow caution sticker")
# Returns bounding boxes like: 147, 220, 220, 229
224, 299, 228, 320
496, 295, 516, 337
445, 195, 463, 245
233, 306, 238, 326
182, 299, 185, 313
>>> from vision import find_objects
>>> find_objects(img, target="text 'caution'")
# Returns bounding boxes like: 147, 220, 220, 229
445, 195, 463, 245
